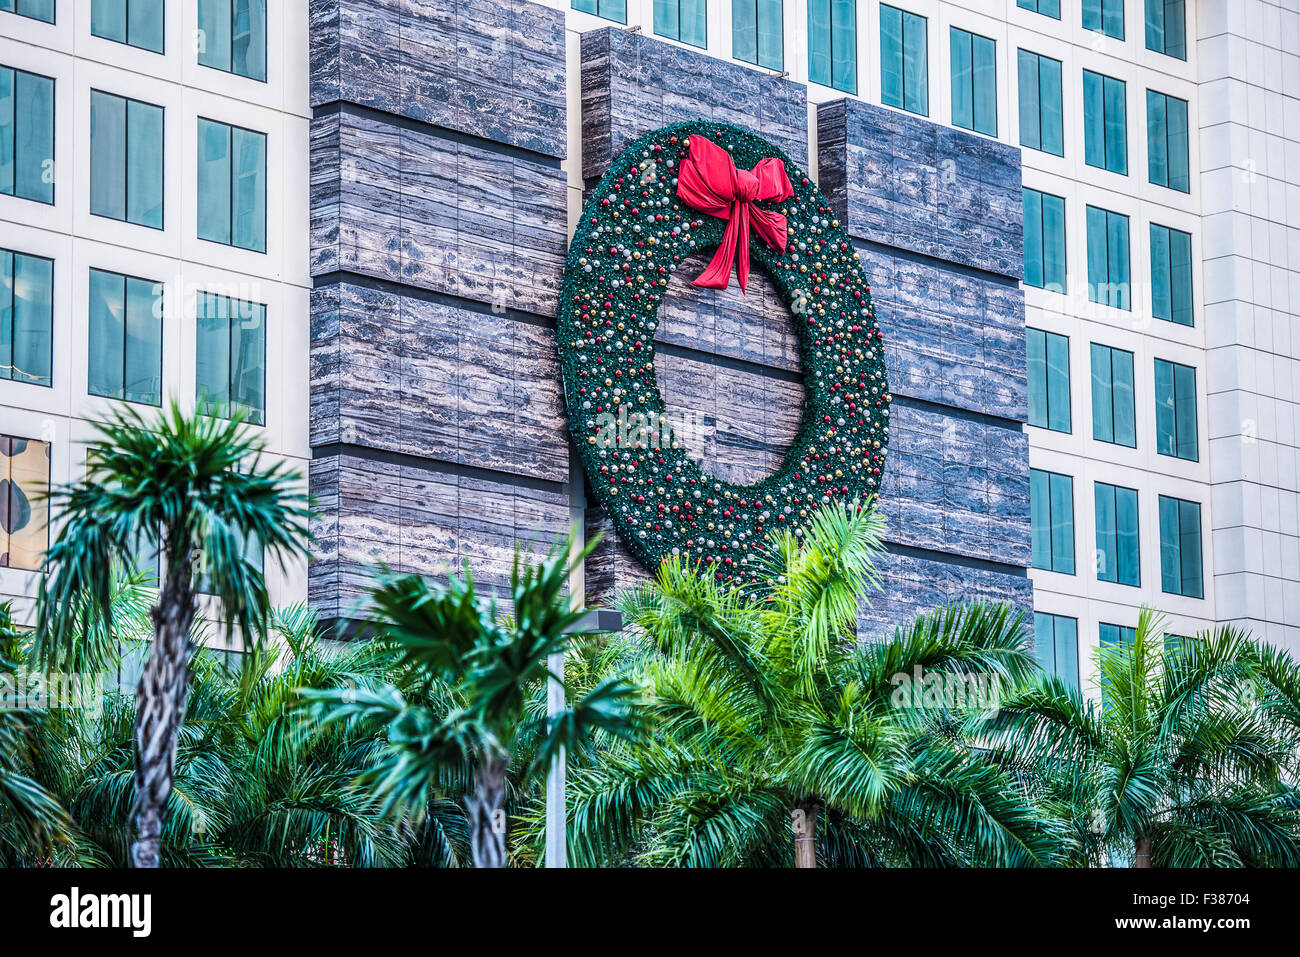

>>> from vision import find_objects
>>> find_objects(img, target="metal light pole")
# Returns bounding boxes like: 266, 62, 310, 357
545, 606, 621, 868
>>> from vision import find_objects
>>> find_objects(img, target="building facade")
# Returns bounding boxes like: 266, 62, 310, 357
2, 1, 1298, 692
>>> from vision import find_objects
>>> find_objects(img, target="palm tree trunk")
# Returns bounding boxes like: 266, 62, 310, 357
792, 802, 819, 868
130, 570, 197, 868
465, 754, 509, 868
1134, 835, 1152, 868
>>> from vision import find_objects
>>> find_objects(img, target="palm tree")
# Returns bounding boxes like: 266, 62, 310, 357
306, 532, 647, 867
0, 602, 72, 866
566, 504, 1057, 867
981, 606, 1300, 867
35, 402, 311, 867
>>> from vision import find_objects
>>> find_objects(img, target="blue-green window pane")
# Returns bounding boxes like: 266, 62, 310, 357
90, 92, 126, 221
1083, 70, 1127, 175
1083, 0, 1124, 39
197, 291, 265, 425
734, 0, 784, 71
231, 300, 265, 423
1019, 50, 1063, 156
92, 0, 165, 54
881, 6, 927, 116
232, 0, 267, 80
1, 0, 54, 22
1163, 226, 1193, 326
124, 277, 161, 404
1031, 468, 1075, 574
0, 68, 55, 205
90, 91, 163, 229
196, 292, 230, 417
1018, 0, 1060, 17
88, 268, 163, 406
1086, 205, 1130, 310
198, 0, 266, 81
808, 0, 856, 93
1023, 189, 1043, 288
127, 99, 163, 228
951, 28, 996, 136
1095, 482, 1140, 586
129, 0, 164, 53
91, 0, 127, 42
1023, 188, 1066, 293
1159, 495, 1203, 598
231, 126, 266, 252
1100, 623, 1137, 649
197, 118, 231, 246
655, 0, 706, 48
1154, 357, 1197, 462
1147, 90, 1189, 192
1090, 343, 1135, 448
1, 248, 53, 387
572, 0, 626, 23
1035, 613, 1078, 689
1027, 327, 1071, 434
197, 0, 232, 72
198, 118, 266, 253
1146, 0, 1186, 60
87, 268, 124, 399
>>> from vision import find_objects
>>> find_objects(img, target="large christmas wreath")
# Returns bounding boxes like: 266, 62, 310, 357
558, 121, 890, 589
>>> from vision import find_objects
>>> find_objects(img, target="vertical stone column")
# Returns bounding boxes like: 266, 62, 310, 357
308, 0, 571, 626
818, 100, 1034, 638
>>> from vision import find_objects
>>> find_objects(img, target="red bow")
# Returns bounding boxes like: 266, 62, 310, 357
676, 135, 794, 293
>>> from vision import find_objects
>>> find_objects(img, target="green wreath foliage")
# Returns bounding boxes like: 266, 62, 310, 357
558, 122, 890, 589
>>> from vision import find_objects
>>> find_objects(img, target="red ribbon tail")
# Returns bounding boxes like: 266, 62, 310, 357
691, 210, 743, 290
735, 204, 751, 294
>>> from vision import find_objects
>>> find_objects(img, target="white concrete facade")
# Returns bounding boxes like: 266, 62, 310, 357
0, 1, 312, 635
1198, 0, 1300, 652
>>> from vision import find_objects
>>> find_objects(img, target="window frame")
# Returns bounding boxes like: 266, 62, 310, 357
87, 266, 165, 406
1145, 0, 1187, 61
653, 0, 708, 50
195, 290, 267, 426
0, 246, 54, 388
1031, 467, 1076, 575
0, 0, 54, 24
91, 0, 166, 55
1094, 480, 1141, 587
1153, 357, 1198, 462
0, 433, 51, 571
880, 4, 928, 117
1027, 326, 1071, 434
1083, 0, 1125, 40
1017, 49, 1063, 157
1090, 342, 1136, 448
1083, 68, 1128, 175
1147, 89, 1190, 193
1149, 223, 1194, 327
808, 0, 858, 94
1159, 494, 1204, 599
1017, 0, 1060, 19
0, 65, 57, 206
196, 0, 268, 83
196, 116, 268, 254
732, 0, 784, 71
89, 89, 166, 230
1034, 612, 1079, 690
1085, 205, 1131, 311
571, 0, 627, 24
950, 26, 997, 137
